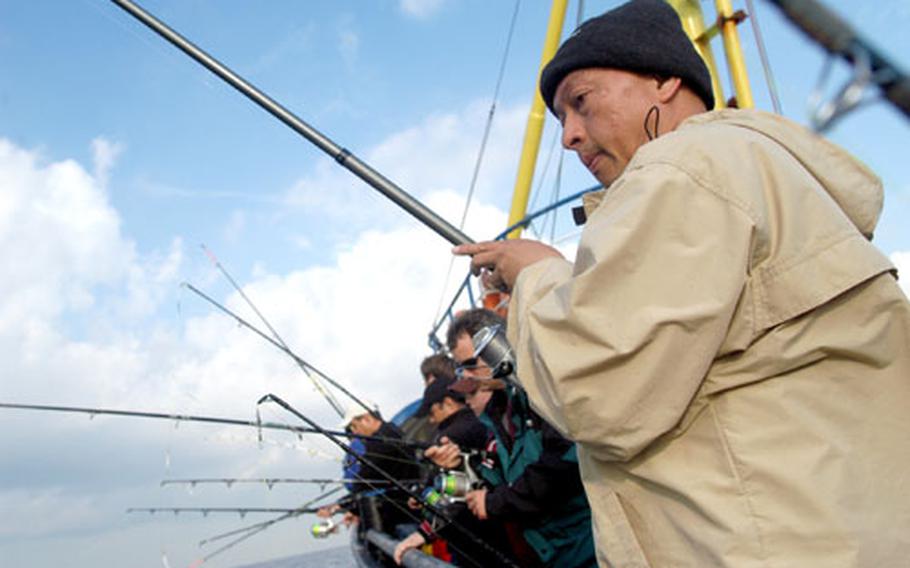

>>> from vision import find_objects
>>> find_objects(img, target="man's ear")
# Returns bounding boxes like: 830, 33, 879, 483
655, 76, 684, 103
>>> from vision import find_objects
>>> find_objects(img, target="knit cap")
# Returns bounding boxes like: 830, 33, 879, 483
540, 0, 714, 112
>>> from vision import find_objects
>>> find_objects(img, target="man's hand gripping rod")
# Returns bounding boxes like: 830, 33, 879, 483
110, 0, 473, 248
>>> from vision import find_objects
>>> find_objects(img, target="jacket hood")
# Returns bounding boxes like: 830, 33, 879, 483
684, 110, 883, 239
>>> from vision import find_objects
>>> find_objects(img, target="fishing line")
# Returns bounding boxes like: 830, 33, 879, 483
128, 506, 325, 516
202, 431, 341, 463
258, 393, 519, 568
298, 426, 492, 568
110, 0, 474, 247
114, 394, 496, 566
431, 0, 522, 326
161, 478, 423, 492
193, 487, 342, 564
199, 244, 346, 418
745, 0, 783, 114
193, 429, 442, 566
525, 127, 563, 241
181, 281, 377, 417
549, 152, 565, 244
131, 493, 338, 566
0, 402, 428, 453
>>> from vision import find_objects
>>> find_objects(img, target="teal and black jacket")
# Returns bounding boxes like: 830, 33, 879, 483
478, 388, 596, 568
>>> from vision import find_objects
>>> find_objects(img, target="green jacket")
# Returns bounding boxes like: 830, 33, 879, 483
478, 387, 595, 567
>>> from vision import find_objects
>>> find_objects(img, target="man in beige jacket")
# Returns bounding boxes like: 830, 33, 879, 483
455, 1, 910, 566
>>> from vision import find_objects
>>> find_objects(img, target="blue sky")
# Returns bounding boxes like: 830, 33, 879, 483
1, 1, 908, 567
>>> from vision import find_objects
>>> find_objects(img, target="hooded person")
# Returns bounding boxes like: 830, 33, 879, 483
453, 1, 910, 567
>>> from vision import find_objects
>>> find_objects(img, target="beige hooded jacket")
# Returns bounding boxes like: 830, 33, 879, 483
508, 110, 910, 568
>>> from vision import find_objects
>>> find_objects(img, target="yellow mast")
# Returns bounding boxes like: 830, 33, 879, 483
714, 0, 754, 108
504, 0, 568, 240
666, 0, 726, 109
667, 0, 754, 109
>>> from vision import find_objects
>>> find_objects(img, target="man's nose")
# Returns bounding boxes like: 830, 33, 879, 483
561, 113, 584, 149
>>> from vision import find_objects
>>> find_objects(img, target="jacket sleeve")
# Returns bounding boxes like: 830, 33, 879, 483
508, 162, 755, 462
484, 421, 584, 520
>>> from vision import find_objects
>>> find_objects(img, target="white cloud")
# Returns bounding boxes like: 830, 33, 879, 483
0, 139, 133, 332
0, 103, 518, 565
283, 99, 528, 238
91, 137, 123, 190
891, 250, 910, 298
399, 0, 446, 20
189, 191, 504, 417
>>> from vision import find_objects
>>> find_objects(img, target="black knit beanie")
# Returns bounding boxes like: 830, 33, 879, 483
540, 0, 714, 113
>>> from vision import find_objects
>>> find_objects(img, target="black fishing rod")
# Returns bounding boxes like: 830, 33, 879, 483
766, 0, 910, 122
0, 401, 429, 451
192, 486, 342, 564
109, 0, 473, 248
258, 393, 519, 568
127, 506, 322, 516
161, 477, 420, 489
182, 282, 378, 418
200, 245, 346, 418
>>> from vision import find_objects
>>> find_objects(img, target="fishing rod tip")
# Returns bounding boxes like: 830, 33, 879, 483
255, 394, 274, 405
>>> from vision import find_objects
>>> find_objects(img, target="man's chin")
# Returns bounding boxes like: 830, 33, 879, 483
593, 171, 617, 187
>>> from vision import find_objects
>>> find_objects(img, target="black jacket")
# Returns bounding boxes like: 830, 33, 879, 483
356, 421, 420, 488
434, 406, 489, 451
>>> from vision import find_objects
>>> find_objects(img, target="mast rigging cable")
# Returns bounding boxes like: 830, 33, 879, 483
432, 0, 522, 326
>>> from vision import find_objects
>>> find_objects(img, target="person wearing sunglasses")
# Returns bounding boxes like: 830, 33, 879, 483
438, 309, 596, 568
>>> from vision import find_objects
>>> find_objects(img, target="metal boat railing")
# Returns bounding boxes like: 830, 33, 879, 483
364, 529, 454, 567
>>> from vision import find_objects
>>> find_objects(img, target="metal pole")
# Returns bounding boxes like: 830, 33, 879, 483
365, 529, 454, 568
714, 0, 754, 108
109, 0, 473, 246
766, 0, 910, 121
667, 0, 726, 109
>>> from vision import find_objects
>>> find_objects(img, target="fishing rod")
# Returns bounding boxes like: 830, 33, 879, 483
257, 393, 519, 568
195, 485, 344, 548
182, 282, 377, 418
161, 477, 421, 489
193, 486, 342, 564
0, 401, 429, 451
200, 244, 346, 418
127, 506, 322, 516
109, 0, 474, 248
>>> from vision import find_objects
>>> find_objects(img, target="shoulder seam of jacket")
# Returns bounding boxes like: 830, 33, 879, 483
625, 158, 760, 225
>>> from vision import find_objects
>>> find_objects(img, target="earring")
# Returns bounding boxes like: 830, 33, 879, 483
644, 105, 661, 140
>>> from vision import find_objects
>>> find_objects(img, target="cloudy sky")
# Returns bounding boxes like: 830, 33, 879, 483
1, 1, 908, 567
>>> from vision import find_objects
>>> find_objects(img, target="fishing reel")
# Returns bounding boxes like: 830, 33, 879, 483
310, 518, 339, 539
432, 454, 482, 503
471, 324, 515, 380
421, 486, 447, 508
